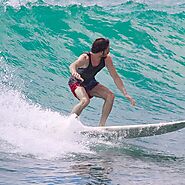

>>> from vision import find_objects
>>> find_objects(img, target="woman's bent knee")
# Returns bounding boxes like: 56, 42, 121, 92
106, 92, 115, 102
80, 97, 90, 107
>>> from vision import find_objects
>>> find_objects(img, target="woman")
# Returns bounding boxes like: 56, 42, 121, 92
68, 38, 135, 126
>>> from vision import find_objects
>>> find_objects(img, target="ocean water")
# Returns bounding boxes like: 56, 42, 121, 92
0, 0, 185, 184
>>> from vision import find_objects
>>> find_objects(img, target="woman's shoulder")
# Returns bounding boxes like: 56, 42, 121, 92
77, 52, 89, 62
79, 52, 90, 61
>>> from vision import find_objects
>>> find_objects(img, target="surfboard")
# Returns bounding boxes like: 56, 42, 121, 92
80, 120, 185, 140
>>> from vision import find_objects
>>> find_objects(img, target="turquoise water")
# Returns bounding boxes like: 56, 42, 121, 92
0, 0, 185, 184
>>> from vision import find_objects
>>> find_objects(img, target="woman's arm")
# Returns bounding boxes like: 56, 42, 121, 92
105, 55, 136, 106
69, 54, 89, 81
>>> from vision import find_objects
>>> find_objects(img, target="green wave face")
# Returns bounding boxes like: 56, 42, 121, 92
0, 1, 185, 123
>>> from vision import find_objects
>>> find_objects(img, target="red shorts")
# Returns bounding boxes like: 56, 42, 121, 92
69, 82, 93, 99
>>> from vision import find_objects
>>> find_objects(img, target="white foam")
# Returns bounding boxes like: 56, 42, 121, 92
4, 0, 184, 9
0, 86, 92, 159
5, 0, 37, 8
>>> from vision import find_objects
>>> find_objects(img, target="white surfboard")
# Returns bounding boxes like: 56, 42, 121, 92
80, 120, 185, 140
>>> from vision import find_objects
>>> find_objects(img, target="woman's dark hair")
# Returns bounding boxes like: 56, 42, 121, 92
91, 38, 109, 53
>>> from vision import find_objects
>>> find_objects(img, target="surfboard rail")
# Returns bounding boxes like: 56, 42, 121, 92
80, 120, 185, 139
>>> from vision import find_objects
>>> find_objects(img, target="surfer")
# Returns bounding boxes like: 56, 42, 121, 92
68, 38, 135, 126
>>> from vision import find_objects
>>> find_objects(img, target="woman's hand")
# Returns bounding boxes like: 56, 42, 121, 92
125, 94, 136, 106
72, 72, 84, 82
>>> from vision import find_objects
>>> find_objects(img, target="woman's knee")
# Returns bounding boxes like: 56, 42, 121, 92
80, 97, 90, 107
105, 91, 115, 102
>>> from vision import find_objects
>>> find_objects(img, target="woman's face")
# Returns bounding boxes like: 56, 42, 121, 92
102, 46, 110, 58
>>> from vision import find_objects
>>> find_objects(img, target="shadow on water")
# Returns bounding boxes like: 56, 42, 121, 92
79, 139, 185, 179
66, 141, 185, 184
70, 160, 112, 185
0, 141, 185, 185
89, 141, 185, 163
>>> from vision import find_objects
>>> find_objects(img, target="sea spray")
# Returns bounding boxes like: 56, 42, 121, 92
0, 86, 92, 159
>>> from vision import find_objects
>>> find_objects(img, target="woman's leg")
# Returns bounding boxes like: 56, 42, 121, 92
89, 84, 115, 126
71, 86, 90, 116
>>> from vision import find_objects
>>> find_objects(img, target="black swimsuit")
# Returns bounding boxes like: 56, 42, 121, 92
68, 52, 105, 92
